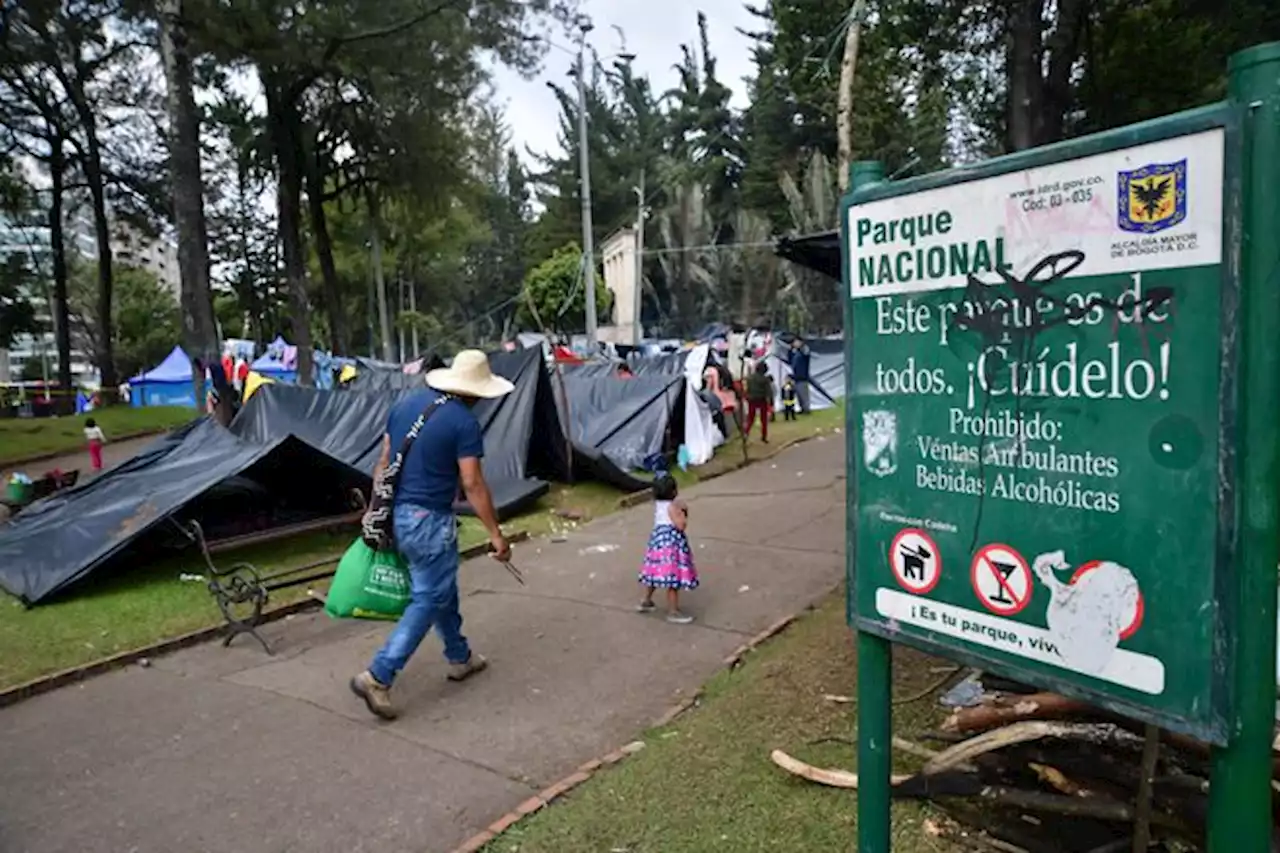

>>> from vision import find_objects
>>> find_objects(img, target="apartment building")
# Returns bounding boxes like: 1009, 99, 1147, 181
0, 213, 183, 386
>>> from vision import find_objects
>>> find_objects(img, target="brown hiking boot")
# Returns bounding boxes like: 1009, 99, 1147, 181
447, 653, 488, 682
350, 670, 397, 720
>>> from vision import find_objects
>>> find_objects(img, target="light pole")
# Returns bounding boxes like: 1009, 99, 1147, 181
573, 21, 598, 349
632, 172, 646, 346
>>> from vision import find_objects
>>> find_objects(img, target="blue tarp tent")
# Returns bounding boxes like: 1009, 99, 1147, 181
251, 335, 298, 383
130, 346, 198, 408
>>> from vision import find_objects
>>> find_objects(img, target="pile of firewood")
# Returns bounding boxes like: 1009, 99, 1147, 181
771, 683, 1280, 852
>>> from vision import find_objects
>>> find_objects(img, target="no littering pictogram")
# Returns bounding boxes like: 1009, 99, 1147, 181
890, 528, 940, 595
971, 544, 1033, 616
1072, 560, 1145, 640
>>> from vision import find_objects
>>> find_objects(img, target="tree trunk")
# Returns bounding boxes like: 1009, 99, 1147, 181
160, 0, 226, 421
1006, 0, 1045, 152
78, 133, 117, 394
397, 276, 406, 362
367, 187, 394, 363
304, 140, 349, 354
1040, 0, 1089, 144
264, 77, 314, 385
47, 134, 72, 393
836, 0, 867, 193
234, 161, 262, 341
409, 278, 419, 359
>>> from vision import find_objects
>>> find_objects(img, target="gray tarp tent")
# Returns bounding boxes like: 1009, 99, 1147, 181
233, 347, 556, 516
0, 347, 658, 604
0, 420, 368, 604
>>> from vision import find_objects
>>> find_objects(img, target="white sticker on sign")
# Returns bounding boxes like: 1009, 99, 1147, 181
847, 128, 1225, 299
876, 587, 1165, 695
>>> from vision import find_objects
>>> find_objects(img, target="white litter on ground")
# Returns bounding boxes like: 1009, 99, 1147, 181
579, 543, 619, 555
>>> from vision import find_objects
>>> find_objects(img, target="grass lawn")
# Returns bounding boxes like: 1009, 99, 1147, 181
0, 408, 843, 691
0, 406, 195, 465
486, 590, 962, 853
680, 404, 845, 482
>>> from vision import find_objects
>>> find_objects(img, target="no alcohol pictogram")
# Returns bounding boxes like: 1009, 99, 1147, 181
890, 528, 941, 595
971, 544, 1033, 616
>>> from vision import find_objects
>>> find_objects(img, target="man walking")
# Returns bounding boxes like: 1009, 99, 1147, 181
786, 336, 812, 415
351, 349, 514, 720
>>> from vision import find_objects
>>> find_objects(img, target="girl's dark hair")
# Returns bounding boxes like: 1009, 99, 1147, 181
85, 417, 96, 428
652, 474, 678, 502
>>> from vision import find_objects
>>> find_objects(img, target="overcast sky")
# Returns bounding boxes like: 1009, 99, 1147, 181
490, 0, 760, 165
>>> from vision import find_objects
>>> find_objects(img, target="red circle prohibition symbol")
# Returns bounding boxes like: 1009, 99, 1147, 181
1070, 560, 1144, 640
970, 543, 1032, 616
889, 528, 941, 595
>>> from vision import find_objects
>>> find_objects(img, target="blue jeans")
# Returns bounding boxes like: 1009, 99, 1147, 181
369, 504, 469, 686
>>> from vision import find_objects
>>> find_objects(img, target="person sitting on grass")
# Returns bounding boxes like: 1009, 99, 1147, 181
636, 474, 699, 624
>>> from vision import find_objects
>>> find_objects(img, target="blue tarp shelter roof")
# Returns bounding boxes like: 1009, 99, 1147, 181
131, 346, 191, 383
250, 353, 292, 373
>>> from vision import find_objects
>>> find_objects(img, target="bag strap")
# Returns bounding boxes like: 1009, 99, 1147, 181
385, 394, 453, 490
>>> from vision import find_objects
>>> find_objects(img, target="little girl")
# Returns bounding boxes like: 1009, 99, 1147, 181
84, 417, 106, 471
637, 475, 699, 624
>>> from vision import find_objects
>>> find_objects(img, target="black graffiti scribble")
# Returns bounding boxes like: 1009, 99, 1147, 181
946, 249, 1176, 550
955, 249, 1175, 350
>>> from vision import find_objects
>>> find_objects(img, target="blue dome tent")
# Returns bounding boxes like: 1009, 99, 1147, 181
130, 346, 200, 408
250, 336, 299, 383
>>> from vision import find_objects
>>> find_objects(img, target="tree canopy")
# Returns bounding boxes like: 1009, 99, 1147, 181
0, 0, 1274, 383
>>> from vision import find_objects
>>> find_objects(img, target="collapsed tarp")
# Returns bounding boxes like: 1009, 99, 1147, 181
0, 418, 368, 604
558, 371, 684, 475
130, 346, 198, 408
0, 348, 677, 604
775, 230, 842, 281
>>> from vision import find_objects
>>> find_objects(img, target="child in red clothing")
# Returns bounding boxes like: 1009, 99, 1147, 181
84, 417, 106, 471
743, 360, 774, 443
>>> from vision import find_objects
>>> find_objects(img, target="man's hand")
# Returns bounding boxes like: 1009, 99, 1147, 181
489, 532, 512, 562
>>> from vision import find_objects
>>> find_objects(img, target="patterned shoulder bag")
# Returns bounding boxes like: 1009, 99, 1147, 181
361, 394, 453, 550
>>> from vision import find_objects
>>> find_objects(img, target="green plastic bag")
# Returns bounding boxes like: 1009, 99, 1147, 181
324, 538, 411, 621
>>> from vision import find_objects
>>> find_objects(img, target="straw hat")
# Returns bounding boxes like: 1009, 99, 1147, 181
425, 349, 514, 399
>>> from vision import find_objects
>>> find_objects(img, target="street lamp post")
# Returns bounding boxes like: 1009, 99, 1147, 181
574, 22, 598, 349
633, 172, 645, 346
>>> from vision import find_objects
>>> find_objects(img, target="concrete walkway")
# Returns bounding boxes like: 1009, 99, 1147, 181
0, 437, 847, 853
2, 433, 159, 484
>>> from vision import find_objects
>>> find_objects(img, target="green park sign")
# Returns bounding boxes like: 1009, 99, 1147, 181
844, 42, 1280, 853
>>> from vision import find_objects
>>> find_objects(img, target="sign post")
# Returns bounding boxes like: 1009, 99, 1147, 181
1206, 41, 1280, 849
842, 42, 1280, 850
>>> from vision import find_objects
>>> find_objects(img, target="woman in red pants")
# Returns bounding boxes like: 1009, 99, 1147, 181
84, 417, 106, 471
743, 361, 775, 443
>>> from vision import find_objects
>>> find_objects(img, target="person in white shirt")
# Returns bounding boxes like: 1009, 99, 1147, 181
84, 418, 106, 471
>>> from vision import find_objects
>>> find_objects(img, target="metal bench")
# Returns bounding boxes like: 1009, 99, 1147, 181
176, 518, 348, 654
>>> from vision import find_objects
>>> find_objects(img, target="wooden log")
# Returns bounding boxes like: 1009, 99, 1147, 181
942, 692, 1098, 734
769, 749, 908, 788
923, 722, 1118, 776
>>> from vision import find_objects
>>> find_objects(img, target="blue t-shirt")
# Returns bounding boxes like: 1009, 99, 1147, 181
386, 389, 485, 511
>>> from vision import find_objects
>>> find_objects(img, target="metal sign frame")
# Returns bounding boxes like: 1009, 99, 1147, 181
842, 42, 1280, 853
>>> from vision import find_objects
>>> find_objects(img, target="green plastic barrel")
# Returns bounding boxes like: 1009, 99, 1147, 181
5, 480, 31, 503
